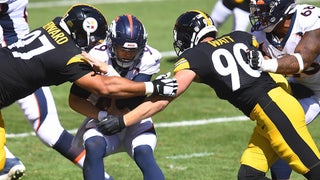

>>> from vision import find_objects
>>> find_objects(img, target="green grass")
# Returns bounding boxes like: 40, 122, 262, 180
2, 0, 320, 179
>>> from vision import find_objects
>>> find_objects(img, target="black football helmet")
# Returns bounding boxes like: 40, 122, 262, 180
107, 14, 147, 70
173, 10, 217, 56
249, 0, 296, 32
62, 4, 108, 51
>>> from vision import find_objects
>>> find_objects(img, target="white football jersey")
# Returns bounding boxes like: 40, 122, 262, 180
89, 41, 161, 80
87, 42, 161, 124
1, 0, 29, 46
253, 4, 320, 95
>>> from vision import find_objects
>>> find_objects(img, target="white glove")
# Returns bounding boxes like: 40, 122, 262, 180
144, 72, 178, 97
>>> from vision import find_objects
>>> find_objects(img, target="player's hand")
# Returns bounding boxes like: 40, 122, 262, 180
152, 73, 178, 96
97, 115, 125, 136
81, 51, 109, 74
246, 49, 264, 70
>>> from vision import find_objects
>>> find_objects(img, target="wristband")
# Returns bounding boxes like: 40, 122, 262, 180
292, 53, 304, 72
260, 58, 278, 73
144, 82, 154, 95
98, 110, 108, 121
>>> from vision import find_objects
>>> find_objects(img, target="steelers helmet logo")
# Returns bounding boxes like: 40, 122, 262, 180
83, 17, 98, 33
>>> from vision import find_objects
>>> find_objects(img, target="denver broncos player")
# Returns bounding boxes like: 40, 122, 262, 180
0, 3, 178, 175
95, 10, 320, 179
248, 0, 320, 179
69, 14, 164, 180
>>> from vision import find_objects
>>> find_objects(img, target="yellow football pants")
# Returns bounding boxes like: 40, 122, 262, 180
0, 111, 6, 170
241, 87, 320, 174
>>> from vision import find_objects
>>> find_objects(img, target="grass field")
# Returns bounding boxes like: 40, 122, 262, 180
2, 0, 320, 179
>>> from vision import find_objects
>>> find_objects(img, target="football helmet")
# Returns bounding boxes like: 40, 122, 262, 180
173, 10, 217, 56
249, 0, 296, 32
108, 14, 147, 70
62, 4, 108, 51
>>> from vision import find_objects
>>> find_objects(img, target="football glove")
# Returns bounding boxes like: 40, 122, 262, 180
150, 72, 178, 97
151, 77, 178, 97
97, 115, 125, 136
246, 49, 264, 70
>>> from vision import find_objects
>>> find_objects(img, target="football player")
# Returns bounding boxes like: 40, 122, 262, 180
0, 1, 83, 179
247, 0, 320, 179
69, 14, 165, 180
89, 10, 320, 179
210, 0, 251, 31
0, 3, 177, 175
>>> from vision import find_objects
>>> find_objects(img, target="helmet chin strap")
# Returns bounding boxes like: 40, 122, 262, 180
59, 19, 71, 35
86, 30, 90, 47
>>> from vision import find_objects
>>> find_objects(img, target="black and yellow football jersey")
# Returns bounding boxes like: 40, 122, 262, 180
0, 17, 92, 108
174, 31, 277, 116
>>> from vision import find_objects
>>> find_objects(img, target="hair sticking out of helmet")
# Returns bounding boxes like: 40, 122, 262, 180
62, 4, 108, 51
108, 14, 147, 72
173, 10, 218, 56
249, 0, 296, 32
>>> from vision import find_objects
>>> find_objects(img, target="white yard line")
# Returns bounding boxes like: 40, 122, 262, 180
6, 116, 248, 138
165, 152, 214, 159
28, 0, 162, 9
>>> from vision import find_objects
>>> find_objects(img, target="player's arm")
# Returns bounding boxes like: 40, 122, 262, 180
277, 28, 320, 74
75, 71, 177, 98
69, 93, 101, 120
68, 83, 108, 120
247, 29, 320, 74
75, 73, 145, 98
123, 69, 195, 126
95, 69, 194, 135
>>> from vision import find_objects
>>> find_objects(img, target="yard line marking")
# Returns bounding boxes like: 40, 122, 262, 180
165, 152, 214, 159
6, 116, 248, 138
161, 51, 176, 58
155, 116, 248, 128
28, 0, 162, 9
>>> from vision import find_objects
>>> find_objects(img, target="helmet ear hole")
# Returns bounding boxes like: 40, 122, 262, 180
63, 4, 108, 51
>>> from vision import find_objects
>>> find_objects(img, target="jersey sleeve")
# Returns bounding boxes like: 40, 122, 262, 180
137, 45, 161, 75
297, 5, 320, 32
88, 41, 109, 63
63, 55, 93, 82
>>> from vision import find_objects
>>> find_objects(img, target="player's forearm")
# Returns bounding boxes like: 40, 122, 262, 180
123, 96, 172, 126
100, 76, 147, 98
69, 93, 100, 119
275, 54, 304, 74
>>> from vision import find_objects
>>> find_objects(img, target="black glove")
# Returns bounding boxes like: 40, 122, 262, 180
246, 49, 263, 70
97, 115, 125, 136
151, 72, 178, 97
